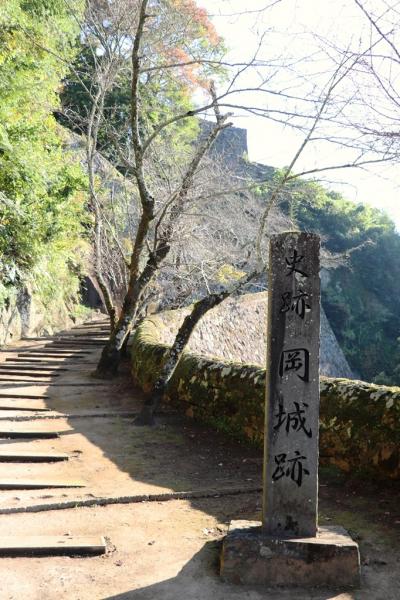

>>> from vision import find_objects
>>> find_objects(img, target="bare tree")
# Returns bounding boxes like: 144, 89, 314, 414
350, 0, 400, 158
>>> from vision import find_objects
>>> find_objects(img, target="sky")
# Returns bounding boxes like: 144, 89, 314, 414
197, 0, 400, 230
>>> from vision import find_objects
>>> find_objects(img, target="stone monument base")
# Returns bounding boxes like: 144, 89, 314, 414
220, 520, 360, 588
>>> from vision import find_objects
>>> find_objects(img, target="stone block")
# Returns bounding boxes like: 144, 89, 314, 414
220, 520, 361, 588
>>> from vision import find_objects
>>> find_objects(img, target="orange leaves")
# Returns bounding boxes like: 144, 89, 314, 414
163, 46, 210, 89
156, 0, 223, 92
169, 0, 221, 46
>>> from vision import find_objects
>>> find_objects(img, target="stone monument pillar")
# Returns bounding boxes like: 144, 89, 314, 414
263, 232, 320, 537
220, 232, 361, 589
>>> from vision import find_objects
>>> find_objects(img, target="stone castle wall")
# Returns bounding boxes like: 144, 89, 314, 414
131, 312, 400, 480
155, 292, 353, 378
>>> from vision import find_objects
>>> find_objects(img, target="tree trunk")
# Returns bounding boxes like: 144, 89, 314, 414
94, 253, 162, 377
135, 289, 230, 425
95, 309, 134, 377
92, 214, 117, 332
121, 332, 130, 358
95, 274, 117, 332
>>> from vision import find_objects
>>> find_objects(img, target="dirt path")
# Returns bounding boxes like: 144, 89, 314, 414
0, 321, 398, 599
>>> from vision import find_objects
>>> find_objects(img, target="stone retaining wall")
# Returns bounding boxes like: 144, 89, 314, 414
131, 314, 400, 479
154, 292, 354, 378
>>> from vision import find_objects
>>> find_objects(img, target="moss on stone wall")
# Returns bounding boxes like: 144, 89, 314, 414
319, 378, 400, 478
131, 315, 400, 480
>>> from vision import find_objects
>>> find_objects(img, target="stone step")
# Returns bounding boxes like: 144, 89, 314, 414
45, 341, 105, 347
0, 365, 67, 372
0, 371, 58, 378
0, 430, 64, 439
0, 479, 85, 489
55, 332, 109, 338
60, 340, 105, 344
22, 335, 106, 342
0, 394, 49, 400
7, 358, 94, 365
23, 346, 90, 351
0, 403, 50, 412
0, 451, 69, 462
0, 536, 106, 556
17, 352, 89, 358
76, 330, 108, 334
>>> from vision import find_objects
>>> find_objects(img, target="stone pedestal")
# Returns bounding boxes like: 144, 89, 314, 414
220, 520, 361, 588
